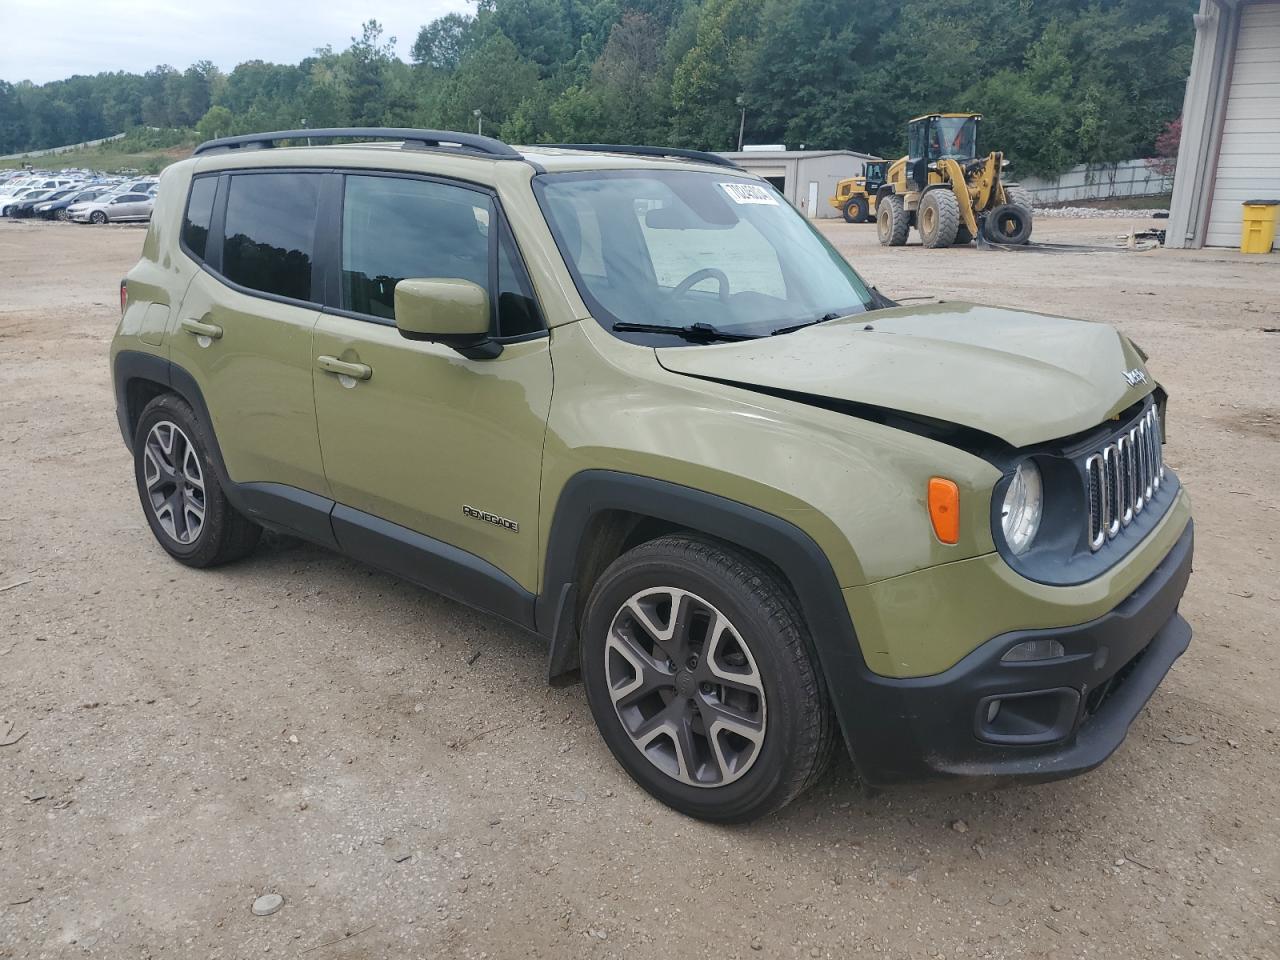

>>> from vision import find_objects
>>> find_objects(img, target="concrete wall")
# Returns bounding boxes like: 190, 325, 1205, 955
1018, 160, 1175, 205
0, 132, 126, 162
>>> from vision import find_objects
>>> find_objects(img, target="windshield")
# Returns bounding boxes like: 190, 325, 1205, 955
931, 118, 977, 160
535, 170, 872, 342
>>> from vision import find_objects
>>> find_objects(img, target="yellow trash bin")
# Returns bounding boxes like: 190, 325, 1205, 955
1240, 199, 1279, 254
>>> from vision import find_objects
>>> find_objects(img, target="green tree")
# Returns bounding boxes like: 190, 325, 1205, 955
196, 105, 234, 141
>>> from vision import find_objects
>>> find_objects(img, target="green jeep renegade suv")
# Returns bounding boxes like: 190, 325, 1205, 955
111, 128, 1194, 822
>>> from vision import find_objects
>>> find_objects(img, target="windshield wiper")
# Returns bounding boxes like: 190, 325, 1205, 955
770, 312, 843, 337
612, 321, 758, 342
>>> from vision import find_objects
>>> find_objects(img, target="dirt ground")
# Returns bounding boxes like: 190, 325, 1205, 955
1, 216, 1277, 960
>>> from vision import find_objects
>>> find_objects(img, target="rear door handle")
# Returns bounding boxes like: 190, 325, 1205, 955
181, 318, 223, 340
317, 355, 373, 381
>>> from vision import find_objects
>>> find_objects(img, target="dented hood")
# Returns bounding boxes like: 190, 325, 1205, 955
655, 302, 1154, 448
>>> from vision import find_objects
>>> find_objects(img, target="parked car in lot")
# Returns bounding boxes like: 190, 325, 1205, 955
8, 186, 82, 218
1, 188, 59, 217
70, 191, 153, 223
35, 186, 112, 220
111, 128, 1194, 822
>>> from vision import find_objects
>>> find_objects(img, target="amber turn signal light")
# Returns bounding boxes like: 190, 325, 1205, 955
928, 477, 960, 544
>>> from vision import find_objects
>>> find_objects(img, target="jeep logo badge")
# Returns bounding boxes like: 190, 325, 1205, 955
1123, 368, 1148, 387
463, 505, 519, 533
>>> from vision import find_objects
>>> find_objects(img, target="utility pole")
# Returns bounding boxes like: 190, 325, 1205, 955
736, 96, 746, 151
473, 109, 483, 136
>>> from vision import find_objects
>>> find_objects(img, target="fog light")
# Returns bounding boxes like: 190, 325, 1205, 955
986, 699, 1002, 723
1001, 638, 1065, 662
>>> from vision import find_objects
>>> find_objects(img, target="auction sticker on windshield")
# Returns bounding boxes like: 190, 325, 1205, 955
720, 182, 778, 205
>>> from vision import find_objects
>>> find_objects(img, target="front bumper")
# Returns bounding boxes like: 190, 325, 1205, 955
844, 520, 1193, 786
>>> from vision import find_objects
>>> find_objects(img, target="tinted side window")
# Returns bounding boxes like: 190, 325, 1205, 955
182, 177, 217, 261
341, 175, 490, 321
496, 221, 542, 337
222, 173, 320, 301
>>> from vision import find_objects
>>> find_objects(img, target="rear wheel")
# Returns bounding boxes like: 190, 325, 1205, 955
919, 190, 961, 248
133, 394, 261, 568
983, 203, 1033, 245
843, 196, 869, 224
877, 194, 910, 246
581, 535, 835, 822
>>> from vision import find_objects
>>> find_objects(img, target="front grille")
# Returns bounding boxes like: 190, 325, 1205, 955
1084, 406, 1164, 551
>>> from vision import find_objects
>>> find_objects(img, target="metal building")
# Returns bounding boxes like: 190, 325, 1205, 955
1167, 0, 1280, 249
716, 150, 879, 218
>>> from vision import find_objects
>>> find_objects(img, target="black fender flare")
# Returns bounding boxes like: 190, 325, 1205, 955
113, 350, 231, 481
536, 470, 873, 763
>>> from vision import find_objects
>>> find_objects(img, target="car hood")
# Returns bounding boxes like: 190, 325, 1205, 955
654, 302, 1153, 449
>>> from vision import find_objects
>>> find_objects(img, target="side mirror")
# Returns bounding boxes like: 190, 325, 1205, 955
393, 278, 501, 359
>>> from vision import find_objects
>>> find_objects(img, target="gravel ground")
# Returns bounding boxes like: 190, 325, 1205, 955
1, 216, 1277, 959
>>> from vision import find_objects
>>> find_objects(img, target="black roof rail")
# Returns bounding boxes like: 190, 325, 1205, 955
193, 127, 523, 159
536, 143, 744, 170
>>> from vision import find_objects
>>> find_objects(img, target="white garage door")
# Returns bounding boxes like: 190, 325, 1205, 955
1206, 2, 1280, 247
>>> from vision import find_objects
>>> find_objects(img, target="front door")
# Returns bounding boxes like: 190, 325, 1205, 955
169, 170, 328, 495
311, 172, 552, 593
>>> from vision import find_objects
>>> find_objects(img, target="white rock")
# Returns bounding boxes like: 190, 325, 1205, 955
252, 893, 284, 916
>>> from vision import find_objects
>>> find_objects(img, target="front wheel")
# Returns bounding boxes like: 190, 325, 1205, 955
581, 535, 835, 822
89, 210, 107, 224
919, 190, 961, 248
877, 194, 910, 246
133, 394, 261, 567
54, 208, 68, 221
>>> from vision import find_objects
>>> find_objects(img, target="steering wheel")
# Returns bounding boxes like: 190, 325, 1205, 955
670, 267, 731, 302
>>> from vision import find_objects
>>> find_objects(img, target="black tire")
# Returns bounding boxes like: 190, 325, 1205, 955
90, 210, 107, 224
919, 190, 960, 248
1003, 185, 1033, 214
54, 208, 68, 221
877, 194, 909, 246
133, 393, 261, 568
581, 535, 835, 823
983, 203, 1033, 245
842, 196, 869, 224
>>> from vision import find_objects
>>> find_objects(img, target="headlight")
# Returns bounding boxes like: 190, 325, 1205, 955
1000, 460, 1042, 555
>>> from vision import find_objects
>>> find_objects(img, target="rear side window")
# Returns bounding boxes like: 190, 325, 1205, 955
222, 172, 320, 302
182, 177, 216, 261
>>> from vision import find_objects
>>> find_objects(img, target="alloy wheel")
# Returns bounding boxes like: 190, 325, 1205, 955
604, 587, 767, 787
142, 420, 206, 544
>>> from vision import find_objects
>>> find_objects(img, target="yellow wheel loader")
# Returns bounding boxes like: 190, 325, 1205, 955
875, 114, 1033, 248
828, 160, 887, 223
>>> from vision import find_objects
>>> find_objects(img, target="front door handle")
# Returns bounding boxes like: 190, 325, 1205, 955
181, 318, 223, 340
317, 355, 373, 381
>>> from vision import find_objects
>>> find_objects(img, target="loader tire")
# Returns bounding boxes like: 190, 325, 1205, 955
919, 190, 960, 248
877, 194, 909, 246
983, 203, 1033, 245
1004, 185, 1034, 214
843, 196, 869, 223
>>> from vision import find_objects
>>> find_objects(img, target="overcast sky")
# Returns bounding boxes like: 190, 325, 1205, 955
1, 0, 473, 84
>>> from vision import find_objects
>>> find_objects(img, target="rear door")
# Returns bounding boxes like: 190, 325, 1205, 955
311, 171, 552, 593
169, 170, 328, 499
111, 193, 149, 219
